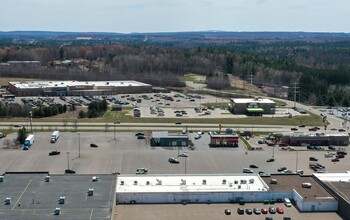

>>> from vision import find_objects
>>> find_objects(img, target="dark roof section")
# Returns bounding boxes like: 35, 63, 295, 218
0, 173, 116, 220
262, 174, 334, 201
323, 181, 350, 203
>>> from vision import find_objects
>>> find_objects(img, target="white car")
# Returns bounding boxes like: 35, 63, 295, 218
324, 152, 334, 158
194, 134, 202, 139
178, 152, 188, 157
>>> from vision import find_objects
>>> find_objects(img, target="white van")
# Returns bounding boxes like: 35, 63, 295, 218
284, 198, 292, 207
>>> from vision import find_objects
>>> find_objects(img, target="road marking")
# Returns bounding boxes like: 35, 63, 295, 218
89, 208, 94, 220
12, 179, 32, 210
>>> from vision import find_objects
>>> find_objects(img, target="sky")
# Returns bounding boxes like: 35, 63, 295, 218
0, 0, 350, 33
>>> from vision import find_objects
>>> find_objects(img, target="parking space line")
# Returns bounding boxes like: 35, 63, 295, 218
89, 208, 94, 220
12, 179, 32, 210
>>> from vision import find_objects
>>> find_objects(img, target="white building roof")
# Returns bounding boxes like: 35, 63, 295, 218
314, 172, 350, 182
283, 131, 349, 137
116, 174, 269, 193
10, 80, 151, 89
231, 98, 275, 104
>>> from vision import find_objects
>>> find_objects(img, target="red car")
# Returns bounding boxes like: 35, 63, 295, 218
277, 207, 284, 214
261, 208, 268, 214
332, 158, 340, 162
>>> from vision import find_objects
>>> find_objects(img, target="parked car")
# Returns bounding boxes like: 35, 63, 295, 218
276, 207, 284, 214
267, 158, 275, 162
237, 207, 245, 215
291, 128, 298, 131
65, 169, 76, 174
253, 208, 261, 214
269, 206, 276, 214
90, 143, 98, 148
328, 145, 336, 150
338, 128, 346, 132
336, 154, 345, 159
194, 134, 202, 139
265, 217, 273, 220
299, 124, 305, 127
137, 135, 146, 139
224, 209, 231, 215
258, 140, 264, 144
261, 208, 268, 214
332, 158, 340, 162
309, 128, 317, 131
245, 208, 253, 215
243, 168, 253, 173
168, 157, 180, 164
259, 172, 271, 177
178, 152, 188, 157
49, 150, 60, 156
277, 167, 287, 172
135, 132, 144, 136
249, 164, 259, 168
309, 157, 318, 161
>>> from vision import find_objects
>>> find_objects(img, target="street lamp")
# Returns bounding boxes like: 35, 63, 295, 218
66, 152, 70, 170
78, 133, 80, 158
114, 120, 120, 140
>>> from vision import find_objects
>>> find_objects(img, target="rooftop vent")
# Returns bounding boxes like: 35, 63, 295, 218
4, 198, 11, 205
45, 175, 50, 182
87, 188, 94, 196
58, 196, 65, 204
134, 180, 138, 185
202, 179, 207, 185
120, 181, 124, 185
54, 207, 61, 215
180, 179, 186, 185
229, 183, 233, 187
146, 181, 150, 185
249, 179, 254, 184
234, 180, 238, 184
156, 179, 162, 185
241, 180, 247, 184
238, 185, 241, 189
222, 179, 226, 185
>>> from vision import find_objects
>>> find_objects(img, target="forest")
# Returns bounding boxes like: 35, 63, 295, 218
1, 33, 350, 106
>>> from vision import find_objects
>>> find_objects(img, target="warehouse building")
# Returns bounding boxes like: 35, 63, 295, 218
8, 80, 152, 97
0, 173, 116, 220
281, 132, 349, 146
228, 97, 276, 115
150, 131, 190, 147
116, 174, 338, 212
209, 129, 239, 147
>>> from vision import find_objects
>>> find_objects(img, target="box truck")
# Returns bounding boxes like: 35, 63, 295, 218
23, 134, 35, 150
51, 131, 60, 143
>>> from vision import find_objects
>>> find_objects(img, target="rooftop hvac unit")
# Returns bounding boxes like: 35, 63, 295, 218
87, 189, 94, 196
0, 176, 4, 182
202, 179, 207, 185
146, 181, 150, 185
240, 180, 247, 184
249, 179, 255, 184
4, 198, 11, 205
92, 176, 99, 182
180, 179, 186, 185
222, 179, 226, 185
134, 180, 138, 185
238, 185, 241, 189
58, 196, 65, 204
156, 179, 162, 185
229, 183, 233, 187
45, 175, 50, 182
120, 181, 124, 185
54, 207, 61, 215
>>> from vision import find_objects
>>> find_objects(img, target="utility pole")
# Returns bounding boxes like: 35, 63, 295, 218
248, 72, 254, 85
29, 111, 33, 132
291, 81, 299, 108
66, 152, 70, 170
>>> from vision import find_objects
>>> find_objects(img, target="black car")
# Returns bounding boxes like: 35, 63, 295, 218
90, 143, 98, 148
249, 164, 259, 168
336, 154, 345, 159
237, 207, 244, 215
245, 208, 253, 215
265, 217, 273, 220
65, 169, 76, 174
277, 167, 287, 172
224, 209, 231, 215
309, 157, 318, 161
135, 132, 144, 136
267, 158, 275, 162
338, 129, 346, 132
175, 121, 182, 125
328, 145, 336, 150
49, 150, 60, 156
168, 157, 180, 164
137, 135, 146, 139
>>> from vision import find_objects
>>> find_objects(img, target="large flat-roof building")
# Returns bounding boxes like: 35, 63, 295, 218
281, 132, 349, 146
0, 173, 116, 220
8, 80, 152, 97
228, 98, 276, 115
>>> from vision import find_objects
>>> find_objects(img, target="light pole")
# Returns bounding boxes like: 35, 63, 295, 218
272, 145, 275, 158
296, 151, 299, 171
78, 133, 80, 158
114, 120, 120, 140
185, 157, 187, 174
66, 152, 70, 170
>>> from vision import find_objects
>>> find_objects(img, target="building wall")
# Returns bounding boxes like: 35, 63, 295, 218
282, 134, 349, 146
150, 137, 189, 146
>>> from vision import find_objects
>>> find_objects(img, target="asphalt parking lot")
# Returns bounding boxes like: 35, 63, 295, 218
114, 203, 342, 220
0, 131, 349, 176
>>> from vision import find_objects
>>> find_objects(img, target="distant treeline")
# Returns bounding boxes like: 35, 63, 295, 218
1, 40, 350, 106
0, 102, 67, 118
